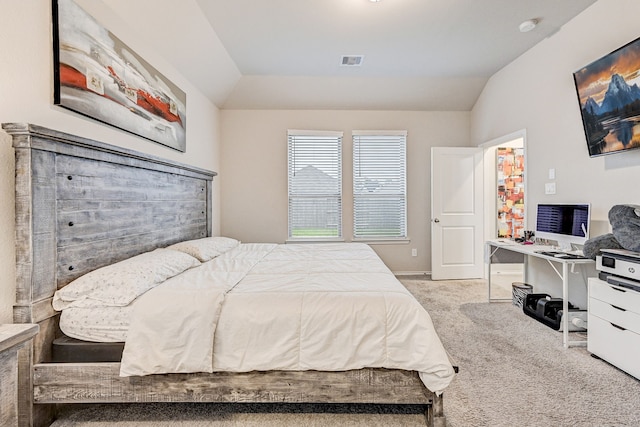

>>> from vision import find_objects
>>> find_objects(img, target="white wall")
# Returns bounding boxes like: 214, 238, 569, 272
472, 0, 640, 233
220, 109, 471, 273
0, 1, 221, 323
471, 0, 640, 307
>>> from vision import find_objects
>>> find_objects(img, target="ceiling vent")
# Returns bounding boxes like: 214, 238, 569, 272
340, 55, 364, 66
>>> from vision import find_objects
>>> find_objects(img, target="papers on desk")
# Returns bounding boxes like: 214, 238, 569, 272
495, 239, 516, 245
534, 250, 586, 259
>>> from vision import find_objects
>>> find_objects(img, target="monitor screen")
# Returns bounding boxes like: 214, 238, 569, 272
535, 204, 590, 249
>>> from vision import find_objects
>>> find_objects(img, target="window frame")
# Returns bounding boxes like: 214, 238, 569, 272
287, 130, 344, 241
352, 130, 408, 241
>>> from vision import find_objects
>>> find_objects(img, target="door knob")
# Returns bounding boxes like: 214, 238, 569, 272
434, 218, 440, 223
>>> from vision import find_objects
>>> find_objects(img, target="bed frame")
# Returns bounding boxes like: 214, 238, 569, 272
3, 123, 446, 427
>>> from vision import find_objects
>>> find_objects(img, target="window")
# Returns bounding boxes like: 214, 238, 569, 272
353, 131, 407, 239
287, 130, 343, 239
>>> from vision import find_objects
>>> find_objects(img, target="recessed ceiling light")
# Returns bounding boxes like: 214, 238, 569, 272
519, 19, 538, 33
369, 0, 381, 3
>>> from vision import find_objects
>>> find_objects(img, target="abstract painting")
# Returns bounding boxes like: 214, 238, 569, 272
53, 0, 187, 152
496, 147, 524, 239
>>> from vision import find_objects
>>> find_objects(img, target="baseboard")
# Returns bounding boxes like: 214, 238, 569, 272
393, 271, 431, 277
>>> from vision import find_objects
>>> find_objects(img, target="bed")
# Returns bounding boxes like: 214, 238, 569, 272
3, 123, 454, 427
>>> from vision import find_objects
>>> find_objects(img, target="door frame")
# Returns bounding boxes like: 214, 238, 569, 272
480, 129, 528, 277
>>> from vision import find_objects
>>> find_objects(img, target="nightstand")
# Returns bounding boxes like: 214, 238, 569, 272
0, 324, 39, 427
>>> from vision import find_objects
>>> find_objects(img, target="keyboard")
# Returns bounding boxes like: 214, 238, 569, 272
535, 251, 586, 259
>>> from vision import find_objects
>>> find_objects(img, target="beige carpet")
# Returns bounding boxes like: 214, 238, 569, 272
51, 277, 640, 427
404, 277, 640, 426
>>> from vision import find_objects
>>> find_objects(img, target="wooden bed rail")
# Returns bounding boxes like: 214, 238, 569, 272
32, 363, 444, 426
33, 364, 431, 404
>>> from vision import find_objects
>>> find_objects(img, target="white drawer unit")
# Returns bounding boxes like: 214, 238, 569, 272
588, 277, 640, 380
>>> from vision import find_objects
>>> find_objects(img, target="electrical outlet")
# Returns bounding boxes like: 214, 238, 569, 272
411, 249, 417, 257
545, 182, 556, 195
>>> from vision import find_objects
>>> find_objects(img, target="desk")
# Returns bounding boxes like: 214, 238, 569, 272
485, 239, 595, 349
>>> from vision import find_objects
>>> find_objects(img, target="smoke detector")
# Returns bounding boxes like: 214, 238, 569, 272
340, 55, 364, 66
519, 19, 538, 33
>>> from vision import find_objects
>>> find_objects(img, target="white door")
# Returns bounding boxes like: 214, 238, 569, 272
431, 147, 484, 280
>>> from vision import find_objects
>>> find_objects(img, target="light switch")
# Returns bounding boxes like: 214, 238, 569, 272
545, 182, 556, 195
548, 168, 556, 180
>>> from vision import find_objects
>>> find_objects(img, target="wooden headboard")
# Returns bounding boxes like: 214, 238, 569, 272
2, 123, 216, 361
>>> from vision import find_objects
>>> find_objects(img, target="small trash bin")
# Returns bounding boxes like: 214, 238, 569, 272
512, 282, 533, 308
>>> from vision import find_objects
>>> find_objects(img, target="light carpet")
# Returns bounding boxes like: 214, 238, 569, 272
403, 277, 640, 427
51, 277, 640, 427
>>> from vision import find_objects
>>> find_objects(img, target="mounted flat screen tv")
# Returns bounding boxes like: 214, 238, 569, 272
573, 36, 640, 157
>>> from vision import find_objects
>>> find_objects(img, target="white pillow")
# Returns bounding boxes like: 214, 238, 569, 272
167, 236, 240, 262
53, 248, 200, 309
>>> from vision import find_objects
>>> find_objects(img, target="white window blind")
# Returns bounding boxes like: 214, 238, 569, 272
288, 130, 343, 239
353, 131, 407, 239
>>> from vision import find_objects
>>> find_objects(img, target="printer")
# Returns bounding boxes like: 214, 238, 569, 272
596, 248, 640, 291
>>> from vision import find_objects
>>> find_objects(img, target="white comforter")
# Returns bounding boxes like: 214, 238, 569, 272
119, 243, 455, 393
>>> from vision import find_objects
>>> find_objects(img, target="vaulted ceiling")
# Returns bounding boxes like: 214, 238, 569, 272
105, 0, 598, 110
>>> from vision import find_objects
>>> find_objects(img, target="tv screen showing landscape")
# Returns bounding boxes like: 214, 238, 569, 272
573, 36, 640, 157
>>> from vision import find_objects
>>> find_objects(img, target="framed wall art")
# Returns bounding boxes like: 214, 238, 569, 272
574, 36, 640, 157
52, 0, 187, 152
496, 147, 524, 239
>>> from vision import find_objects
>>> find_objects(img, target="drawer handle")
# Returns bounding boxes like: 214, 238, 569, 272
611, 304, 626, 312
610, 322, 626, 331
610, 286, 627, 293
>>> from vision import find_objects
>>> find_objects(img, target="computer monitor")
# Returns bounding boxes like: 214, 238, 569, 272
535, 203, 591, 251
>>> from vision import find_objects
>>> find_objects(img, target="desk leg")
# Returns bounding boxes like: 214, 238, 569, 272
487, 256, 493, 301
487, 245, 519, 303
562, 262, 569, 349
